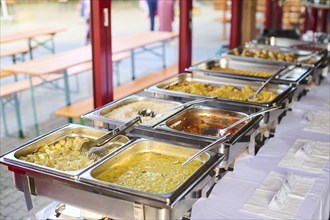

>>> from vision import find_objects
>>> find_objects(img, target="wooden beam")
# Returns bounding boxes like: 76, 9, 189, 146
241, 0, 257, 44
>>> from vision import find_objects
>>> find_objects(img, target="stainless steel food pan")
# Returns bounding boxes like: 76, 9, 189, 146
156, 105, 254, 140
1, 123, 130, 179
146, 73, 295, 108
224, 43, 324, 68
77, 138, 225, 218
82, 94, 184, 129
251, 37, 328, 52
155, 105, 262, 168
187, 57, 313, 85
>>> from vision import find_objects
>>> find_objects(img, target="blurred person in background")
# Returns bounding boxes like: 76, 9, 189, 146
146, 0, 158, 31
158, 0, 175, 32
80, 0, 91, 45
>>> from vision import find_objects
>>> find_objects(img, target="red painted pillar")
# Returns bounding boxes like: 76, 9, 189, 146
90, 0, 113, 108
303, 7, 309, 33
229, 0, 242, 49
321, 9, 328, 33
265, 0, 272, 30
179, 0, 192, 73
311, 8, 318, 32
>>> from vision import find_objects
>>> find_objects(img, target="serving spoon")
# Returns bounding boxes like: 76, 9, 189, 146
248, 65, 290, 100
138, 97, 215, 118
182, 105, 283, 166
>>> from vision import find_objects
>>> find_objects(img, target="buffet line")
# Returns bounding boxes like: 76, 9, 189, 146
0, 37, 329, 219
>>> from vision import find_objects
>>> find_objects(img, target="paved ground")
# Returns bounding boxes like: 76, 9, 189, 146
0, 1, 229, 219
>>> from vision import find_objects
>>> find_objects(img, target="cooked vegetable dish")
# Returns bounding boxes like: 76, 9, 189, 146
166, 81, 277, 102
19, 137, 96, 171
229, 48, 317, 65
95, 152, 202, 194
211, 67, 273, 77
230, 48, 297, 62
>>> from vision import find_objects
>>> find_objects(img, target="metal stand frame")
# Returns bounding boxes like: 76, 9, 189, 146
129, 41, 168, 80
28, 34, 56, 59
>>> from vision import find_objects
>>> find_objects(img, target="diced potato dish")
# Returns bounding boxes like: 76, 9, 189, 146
19, 137, 95, 171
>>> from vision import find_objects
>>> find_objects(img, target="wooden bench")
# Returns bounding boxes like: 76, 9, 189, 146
55, 64, 179, 121
0, 52, 130, 98
0, 51, 130, 137
0, 46, 38, 63
0, 66, 86, 98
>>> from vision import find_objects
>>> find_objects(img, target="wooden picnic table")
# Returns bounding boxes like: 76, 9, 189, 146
112, 31, 178, 79
1, 27, 67, 58
2, 46, 91, 136
1, 31, 178, 136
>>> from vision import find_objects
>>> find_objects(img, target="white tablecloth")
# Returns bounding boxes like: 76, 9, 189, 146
192, 76, 330, 219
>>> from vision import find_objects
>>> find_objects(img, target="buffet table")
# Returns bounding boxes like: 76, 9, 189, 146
1, 36, 328, 219
191, 75, 330, 219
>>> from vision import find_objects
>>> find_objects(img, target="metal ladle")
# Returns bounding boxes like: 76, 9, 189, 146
137, 97, 216, 118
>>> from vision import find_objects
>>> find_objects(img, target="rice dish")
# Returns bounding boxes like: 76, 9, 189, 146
104, 100, 178, 125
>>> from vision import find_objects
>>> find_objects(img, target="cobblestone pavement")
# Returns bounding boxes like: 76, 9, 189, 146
0, 1, 227, 219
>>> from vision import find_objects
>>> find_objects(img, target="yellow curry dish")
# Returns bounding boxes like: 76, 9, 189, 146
211, 67, 273, 77
95, 152, 203, 194
166, 81, 277, 102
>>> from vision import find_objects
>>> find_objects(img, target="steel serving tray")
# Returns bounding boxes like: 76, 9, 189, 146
79, 138, 215, 197
146, 73, 295, 109
156, 105, 253, 140
187, 57, 313, 83
224, 43, 324, 67
0, 123, 130, 179
251, 37, 328, 52
82, 94, 184, 130
154, 105, 262, 167
187, 57, 313, 101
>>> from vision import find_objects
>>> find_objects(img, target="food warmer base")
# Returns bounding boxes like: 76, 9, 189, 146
8, 151, 223, 220
1, 125, 226, 220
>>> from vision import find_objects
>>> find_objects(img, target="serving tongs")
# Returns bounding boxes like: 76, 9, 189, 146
182, 105, 283, 166
296, 50, 322, 63
138, 97, 216, 118
249, 65, 295, 100
81, 116, 142, 159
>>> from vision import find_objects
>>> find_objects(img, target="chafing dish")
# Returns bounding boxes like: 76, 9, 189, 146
156, 105, 256, 141
146, 73, 294, 111
224, 43, 326, 84
225, 43, 324, 66
146, 73, 294, 145
187, 57, 313, 101
1, 137, 225, 220
82, 94, 184, 130
250, 37, 329, 79
252, 37, 328, 52
1, 123, 130, 179
155, 105, 262, 168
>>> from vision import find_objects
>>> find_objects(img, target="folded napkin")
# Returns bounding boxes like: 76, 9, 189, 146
279, 139, 330, 173
241, 171, 314, 219
325, 99, 330, 107
304, 111, 330, 134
